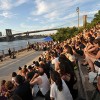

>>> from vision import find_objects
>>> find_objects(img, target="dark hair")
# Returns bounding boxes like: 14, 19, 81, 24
35, 61, 39, 67
12, 72, 17, 77
94, 39, 100, 46
64, 45, 73, 55
9, 95, 22, 100
38, 57, 42, 62
15, 75, 24, 85
88, 37, 95, 44
51, 52, 58, 58
59, 62, 69, 75
28, 65, 32, 70
18, 67, 22, 70
23, 65, 28, 72
1, 80, 6, 86
38, 63, 45, 76
5, 81, 14, 90
24, 65, 27, 69
51, 71, 63, 91
59, 54, 67, 62
33, 61, 36, 64
59, 54, 74, 74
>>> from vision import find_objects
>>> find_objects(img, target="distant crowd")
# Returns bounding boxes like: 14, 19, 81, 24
0, 23, 100, 100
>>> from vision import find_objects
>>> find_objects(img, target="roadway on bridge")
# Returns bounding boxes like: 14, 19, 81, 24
0, 51, 43, 77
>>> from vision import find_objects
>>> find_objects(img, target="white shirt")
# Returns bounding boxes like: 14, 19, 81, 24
66, 53, 75, 62
38, 73, 50, 95
52, 58, 58, 64
52, 57, 59, 70
50, 80, 73, 100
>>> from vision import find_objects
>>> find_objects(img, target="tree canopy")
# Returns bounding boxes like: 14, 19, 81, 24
51, 10, 100, 41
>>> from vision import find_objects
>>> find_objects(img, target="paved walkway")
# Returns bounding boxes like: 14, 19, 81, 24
0, 50, 44, 100
0, 50, 43, 83
0, 50, 35, 66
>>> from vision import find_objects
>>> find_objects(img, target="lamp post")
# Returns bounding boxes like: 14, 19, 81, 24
76, 7, 79, 29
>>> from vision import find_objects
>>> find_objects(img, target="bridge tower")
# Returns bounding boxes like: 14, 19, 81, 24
0, 32, 2, 36
6, 29, 14, 41
83, 15, 87, 28
26, 32, 29, 36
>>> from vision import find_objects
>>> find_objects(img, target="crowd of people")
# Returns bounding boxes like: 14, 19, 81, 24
0, 23, 100, 100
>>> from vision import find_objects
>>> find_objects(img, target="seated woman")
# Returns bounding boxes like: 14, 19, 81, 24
5, 81, 15, 99
50, 70, 73, 100
0, 80, 7, 97
30, 63, 50, 100
58, 60, 77, 99
63, 45, 76, 64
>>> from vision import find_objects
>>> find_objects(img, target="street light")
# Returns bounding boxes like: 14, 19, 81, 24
76, 7, 79, 29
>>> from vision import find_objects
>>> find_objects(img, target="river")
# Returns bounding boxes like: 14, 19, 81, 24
0, 38, 44, 54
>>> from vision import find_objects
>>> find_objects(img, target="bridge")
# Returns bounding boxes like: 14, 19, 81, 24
3, 15, 93, 41
4, 28, 59, 41
12, 28, 59, 36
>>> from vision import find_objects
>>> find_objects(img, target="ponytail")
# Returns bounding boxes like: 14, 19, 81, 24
51, 71, 63, 91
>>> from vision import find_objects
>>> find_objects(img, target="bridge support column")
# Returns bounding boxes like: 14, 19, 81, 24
6, 29, 14, 41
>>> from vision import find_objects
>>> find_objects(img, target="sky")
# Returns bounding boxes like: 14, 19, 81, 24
0, 0, 100, 35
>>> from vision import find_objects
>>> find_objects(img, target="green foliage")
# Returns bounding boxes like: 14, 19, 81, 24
92, 10, 100, 24
52, 10, 100, 41
51, 27, 79, 41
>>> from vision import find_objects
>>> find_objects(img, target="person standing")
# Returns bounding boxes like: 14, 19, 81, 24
8, 48, 12, 58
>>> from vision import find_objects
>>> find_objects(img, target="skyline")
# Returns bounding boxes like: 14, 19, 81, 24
0, 0, 100, 35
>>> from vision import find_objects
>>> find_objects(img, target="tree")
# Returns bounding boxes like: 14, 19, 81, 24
52, 10, 100, 41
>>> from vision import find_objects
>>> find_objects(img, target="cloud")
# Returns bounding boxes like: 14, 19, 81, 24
0, 0, 28, 11
44, 11, 59, 20
0, 11, 16, 18
0, 0, 28, 19
27, 17, 39, 21
30, 0, 86, 22
14, 0, 28, 7
97, 4, 100, 6
78, 10, 98, 18
31, 0, 55, 15
0, 0, 12, 10
20, 22, 59, 32
20, 23, 38, 30
61, 10, 98, 20
35, 0, 48, 15
0, 20, 5, 24
31, 0, 86, 16
62, 12, 77, 20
